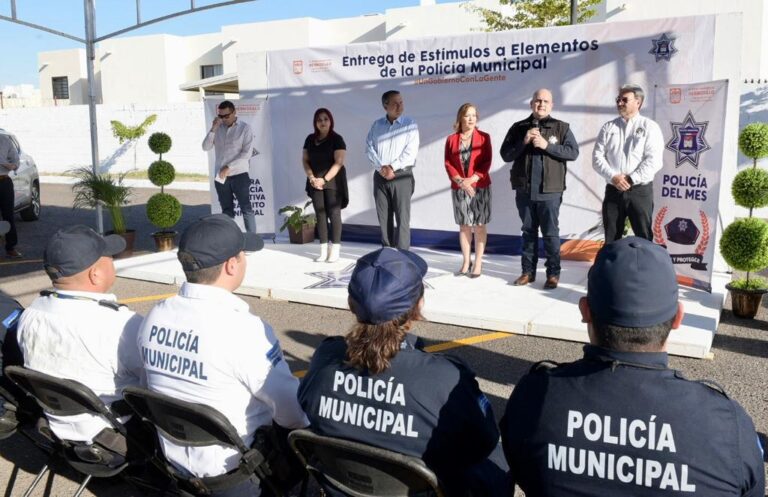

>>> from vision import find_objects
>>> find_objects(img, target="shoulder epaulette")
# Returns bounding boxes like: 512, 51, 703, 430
673, 370, 729, 397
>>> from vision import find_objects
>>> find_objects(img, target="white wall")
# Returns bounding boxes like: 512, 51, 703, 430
0, 103, 209, 174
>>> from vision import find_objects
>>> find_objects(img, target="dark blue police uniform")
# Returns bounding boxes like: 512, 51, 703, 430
0, 294, 24, 412
298, 334, 501, 496
501, 345, 765, 496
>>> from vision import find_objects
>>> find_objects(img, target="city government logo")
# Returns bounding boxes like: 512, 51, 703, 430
665, 111, 711, 168
649, 33, 678, 62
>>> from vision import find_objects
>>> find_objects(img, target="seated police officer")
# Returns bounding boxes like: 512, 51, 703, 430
137, 214, 308, 497
500, 237, 765, 496
17, 225, 143, 443
298, 247, 505, 496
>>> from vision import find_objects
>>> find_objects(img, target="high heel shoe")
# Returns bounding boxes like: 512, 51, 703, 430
469, 265, 482, 279
455, 262, 472, 276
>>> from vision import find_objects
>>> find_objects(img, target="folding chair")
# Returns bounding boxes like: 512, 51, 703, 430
122, 385, 284, 496
288, 429, 446, 497
4, 366, 152, 497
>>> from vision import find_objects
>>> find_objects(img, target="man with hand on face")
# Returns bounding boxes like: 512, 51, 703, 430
366, 90, 420, 250
500, 88, 579, 289
203, 100, 258, 234
17, 225, 143, 443
593, 84, 664, 242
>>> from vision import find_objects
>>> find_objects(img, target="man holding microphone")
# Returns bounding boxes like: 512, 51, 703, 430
500, 88, 579, 289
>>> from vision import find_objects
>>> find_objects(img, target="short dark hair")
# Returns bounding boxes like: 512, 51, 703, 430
381, 90, 400, 106
619, 84, 645, 105
218, 100, 235, 112
178, 252, 224, 284
591, 317, 674, 352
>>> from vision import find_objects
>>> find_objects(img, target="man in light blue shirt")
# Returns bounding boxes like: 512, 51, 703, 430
366, 90, 420, 249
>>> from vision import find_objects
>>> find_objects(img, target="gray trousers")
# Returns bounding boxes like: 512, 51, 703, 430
373, 169, 414, 249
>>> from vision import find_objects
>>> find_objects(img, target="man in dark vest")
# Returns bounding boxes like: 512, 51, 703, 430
500, 88, 579, 289
500, 237, 765, 496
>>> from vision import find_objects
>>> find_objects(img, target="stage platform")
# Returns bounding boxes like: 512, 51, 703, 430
114, 240, 729, 359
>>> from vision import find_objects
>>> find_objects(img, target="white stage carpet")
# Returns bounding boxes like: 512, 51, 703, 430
115, 240, 728, 359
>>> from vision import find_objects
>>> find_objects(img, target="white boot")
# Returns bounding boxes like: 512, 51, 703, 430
315, 243, 329, 262
327, 243, 341, 263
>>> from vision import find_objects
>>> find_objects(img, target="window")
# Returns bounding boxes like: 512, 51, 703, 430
52, 76, 69, 99
200, 64, 223, 79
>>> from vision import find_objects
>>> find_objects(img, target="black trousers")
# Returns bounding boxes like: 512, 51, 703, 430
602, 183, 653, 242
0, 177, 17, 250
309, 188, 342, 244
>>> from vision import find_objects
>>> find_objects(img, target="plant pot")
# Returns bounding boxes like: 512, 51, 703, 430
108, 229, 136, 259
726, 283, 768, 319
152, 231, 177, 252
287, 224, 316, 244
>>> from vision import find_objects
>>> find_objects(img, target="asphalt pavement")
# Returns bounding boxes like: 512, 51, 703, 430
0, 183, 766, 496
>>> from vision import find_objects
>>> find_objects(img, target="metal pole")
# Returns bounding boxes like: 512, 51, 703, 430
84, 0, 103, 233
570, 0, 578, 24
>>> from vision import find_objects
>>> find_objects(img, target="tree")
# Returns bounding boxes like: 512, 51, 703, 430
109, 114, 157, 170
469, 0, 601, 31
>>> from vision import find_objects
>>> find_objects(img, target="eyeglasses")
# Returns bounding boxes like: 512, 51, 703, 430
615, 97, 634, 104
217, 113, 233, 119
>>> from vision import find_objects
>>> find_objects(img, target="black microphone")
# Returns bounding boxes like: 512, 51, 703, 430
531, 119, 539, 129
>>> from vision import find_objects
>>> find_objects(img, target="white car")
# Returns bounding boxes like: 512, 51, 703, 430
0, 129, 40, 221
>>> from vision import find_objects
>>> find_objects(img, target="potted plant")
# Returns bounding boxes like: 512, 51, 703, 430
146, 132, 182, 251
279, 200, 316, 244
720, 122, 768, 318
70, 166, 135, 258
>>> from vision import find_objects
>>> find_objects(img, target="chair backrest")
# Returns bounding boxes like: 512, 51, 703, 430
4, 366, 130, 476
288, 429, 444, 497
4, 366, 121, 429
122, 386, 247, 452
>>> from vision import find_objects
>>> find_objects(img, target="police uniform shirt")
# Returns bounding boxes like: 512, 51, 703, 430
137, 282, 308, 478
592, 114, 664, 186
500, 345, 765, 496
298, 335, 499, 487
17, 290, 143, 442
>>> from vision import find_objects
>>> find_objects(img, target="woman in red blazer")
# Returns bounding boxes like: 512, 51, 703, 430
444, 103, 492, 278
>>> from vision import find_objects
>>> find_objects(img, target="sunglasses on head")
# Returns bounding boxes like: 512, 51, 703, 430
218, 113, 233, 119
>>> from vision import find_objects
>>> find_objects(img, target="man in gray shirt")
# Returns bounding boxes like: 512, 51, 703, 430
0, 133, 21, 258
202, 100, 257, 234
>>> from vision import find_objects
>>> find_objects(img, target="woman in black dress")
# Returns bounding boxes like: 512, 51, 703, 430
303, 108, 347, 262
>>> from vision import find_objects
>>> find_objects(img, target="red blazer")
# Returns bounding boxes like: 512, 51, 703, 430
444, 129, 492, 189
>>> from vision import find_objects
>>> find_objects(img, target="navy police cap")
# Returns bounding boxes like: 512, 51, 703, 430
178, 214, 263, 271
348, 247, 427, 325
44, 225, 125, 280
588, 237, 678, 328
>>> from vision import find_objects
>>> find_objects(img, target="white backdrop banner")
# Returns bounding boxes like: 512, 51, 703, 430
203, 98, 276, 234
259, 15, 717, 246
653, 80, 728, 292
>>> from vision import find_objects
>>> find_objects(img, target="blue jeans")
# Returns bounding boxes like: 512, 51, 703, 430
215, 172, 257, 234
515, 191, 561, 277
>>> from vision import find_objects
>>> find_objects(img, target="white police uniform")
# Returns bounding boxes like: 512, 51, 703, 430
137, 282, 308, 478
18, 290, 143, 442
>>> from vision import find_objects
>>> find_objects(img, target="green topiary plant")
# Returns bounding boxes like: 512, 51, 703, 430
732, 167, 768, 211
738, 122, 768, 160
720, 122, 768, 296
148, 160, 176, 189
148, 132, 172, 156
147, 193, 182, 230
146, 132, 182, 246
